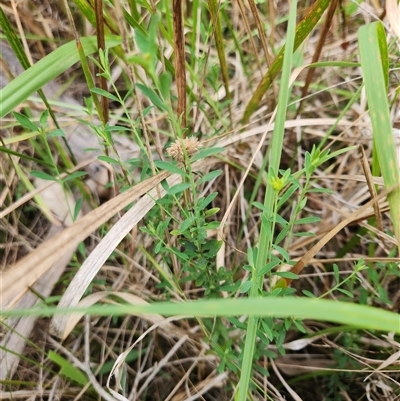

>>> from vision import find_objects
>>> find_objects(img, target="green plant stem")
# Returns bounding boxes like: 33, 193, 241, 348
236, 1, 298, 399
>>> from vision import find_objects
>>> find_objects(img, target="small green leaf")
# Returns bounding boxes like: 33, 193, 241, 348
39, 110, 49, 127
252, 201, 270, 213
269, 287, 282, 297
104, 125, 131, 132
0, 146, 53, 167
167, 183, 191, 195
203, 239, 223, 257
272, 244, 290, 262
197, 192, 218, 211
160, 179, 170, 192
135, 27, 157, 55
62, 171, 87, 182
48, 351, 88, 386
91, 87, 120, 102
240, 280, 253, 294
293, 319, 307, 333
204, 221, 220, 230
136, 83, 166, 111
30, 171, 57, 181
73, 198, 83, 221
247, 247, 255, 266
294, 216, 321, 225
333, 264, 340, 284
277, 183, 299, 208
98, 155, 120, 164
48, 129, 65, 137
276, 226, 290, 245
261, 320, 273, 340
191, 146, 225, 162
274, 271, 299, 280
13, 112, 38, 132
159, 72, 172, 101
155, 242, 162, 254
257, 260, 281, 277
243, 264, 253, 272
179, 216, 195, 232
197, 170, 223, 185
155, 160, 187, 176
302, 290, 316, 298
337, 288, 354, 298
204, 207, 220, 217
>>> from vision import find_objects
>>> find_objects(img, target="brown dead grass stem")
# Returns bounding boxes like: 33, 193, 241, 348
172, 0, 187, 129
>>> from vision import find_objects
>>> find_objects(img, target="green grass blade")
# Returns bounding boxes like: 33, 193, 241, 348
242, 0, 331, 123
4, 297, 400, 334
0, 4, 72, 155
358, 22, 400, 251
71, 0, 97, 26
48, 351, 89, 386
0, 5, 30, 70
71, 0, 118, 33
0, 36, 121, 118
237, 1, 298, 399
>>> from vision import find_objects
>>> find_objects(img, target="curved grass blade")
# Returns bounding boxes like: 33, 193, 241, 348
0, 6, 30, 70
238, 1, 298, 399
358, 21, 400, 251
0, 5, 77, 161
4, 297, 400, 334
0, 36, 121, 118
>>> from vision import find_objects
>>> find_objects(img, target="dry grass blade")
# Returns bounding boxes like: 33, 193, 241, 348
247, 0, 272, 69
173, 0, 187, 128
270, 358, 302, 401
0, 228, 74, 380
1, 179, 82, 379
236, 0, 263, 74
169, 373, 228, 401
386, 0, 400, 39
50, 173, 182, 338
0, 171, 169, 309
106, 317, 192, 400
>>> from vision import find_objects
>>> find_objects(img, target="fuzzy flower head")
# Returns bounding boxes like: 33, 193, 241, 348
166, 137, 200, 162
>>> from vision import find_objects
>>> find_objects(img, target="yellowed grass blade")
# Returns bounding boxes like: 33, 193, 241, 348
50, 173, 182, 338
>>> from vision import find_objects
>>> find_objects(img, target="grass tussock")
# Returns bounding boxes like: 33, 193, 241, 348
1, 0, 400, 400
